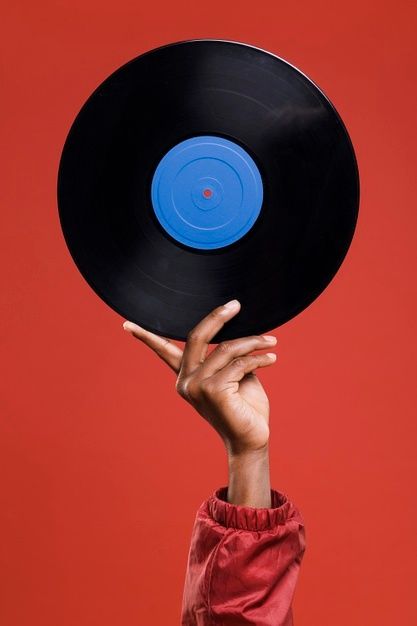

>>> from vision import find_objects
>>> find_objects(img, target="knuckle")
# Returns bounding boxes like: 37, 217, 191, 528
176, 377, 201, 401
233, 357, 245, 370
210, 308, 222, 320
186, 330, 200, 343
175, 377, 189, 398
217, 341, 232, 354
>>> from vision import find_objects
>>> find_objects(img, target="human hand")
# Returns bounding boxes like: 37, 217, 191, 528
123, 300, 277, 456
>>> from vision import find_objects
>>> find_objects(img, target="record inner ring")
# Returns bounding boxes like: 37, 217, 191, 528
150, 135, 264, 250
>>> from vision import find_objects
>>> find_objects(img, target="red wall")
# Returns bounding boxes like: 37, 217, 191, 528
1, 1, 416, 624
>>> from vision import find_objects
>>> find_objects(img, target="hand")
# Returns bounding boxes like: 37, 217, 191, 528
123, 300, 277, 456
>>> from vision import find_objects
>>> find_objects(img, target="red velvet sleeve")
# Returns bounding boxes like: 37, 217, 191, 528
180, 486, 306, 626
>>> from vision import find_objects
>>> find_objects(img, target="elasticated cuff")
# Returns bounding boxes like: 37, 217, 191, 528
207, 486, 293, 531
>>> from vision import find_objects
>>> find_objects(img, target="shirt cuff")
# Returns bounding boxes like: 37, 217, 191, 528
207, 486, 294, 531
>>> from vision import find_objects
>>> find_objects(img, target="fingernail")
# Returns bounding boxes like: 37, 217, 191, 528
224, 299, 240, 310
266, 352, 277, 361
262, 335, 277, 343
123, 321, 139, 332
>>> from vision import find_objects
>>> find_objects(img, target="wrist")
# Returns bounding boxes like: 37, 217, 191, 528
224, 437, 270, 458
227, 442, 269, 463
226, 443, 271, 508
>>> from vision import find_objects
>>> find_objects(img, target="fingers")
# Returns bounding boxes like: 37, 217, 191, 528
123, 321, 183, 373
181, 299, 241, 376
213, 353, 277, 386
199, 334, 277, 378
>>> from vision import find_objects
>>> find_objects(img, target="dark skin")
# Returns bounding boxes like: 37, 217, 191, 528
123, 299, 277, 508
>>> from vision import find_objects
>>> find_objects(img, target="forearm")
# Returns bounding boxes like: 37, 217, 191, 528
226, 444, 271, 508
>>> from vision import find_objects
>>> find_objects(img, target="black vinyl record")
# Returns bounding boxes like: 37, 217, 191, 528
57, 39, 360, 342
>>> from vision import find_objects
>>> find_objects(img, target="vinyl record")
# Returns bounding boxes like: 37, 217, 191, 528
57, 39, 360, 342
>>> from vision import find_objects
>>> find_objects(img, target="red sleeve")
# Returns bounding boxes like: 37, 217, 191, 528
180, 486, 306, 626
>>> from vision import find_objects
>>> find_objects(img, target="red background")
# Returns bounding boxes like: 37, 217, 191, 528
1, 1, 416, 624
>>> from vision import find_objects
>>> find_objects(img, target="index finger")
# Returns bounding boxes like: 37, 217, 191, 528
181, 299, 241, 376
123, 321, 183, 373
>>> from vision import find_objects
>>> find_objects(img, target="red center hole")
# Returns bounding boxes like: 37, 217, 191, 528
203, 188, 212, 198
